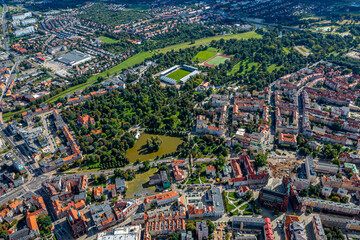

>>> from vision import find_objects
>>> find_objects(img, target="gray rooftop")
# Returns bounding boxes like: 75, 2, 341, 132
57, 51, 91, 66
212, 187, 225, 214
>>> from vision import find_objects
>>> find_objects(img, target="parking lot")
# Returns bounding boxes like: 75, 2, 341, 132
213, 223, 229, 240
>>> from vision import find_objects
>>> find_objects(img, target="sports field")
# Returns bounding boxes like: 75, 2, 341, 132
166, 69, 191, 82
192, 47, 218, 63
204, 55, 231, 68
99, 36, 119, 44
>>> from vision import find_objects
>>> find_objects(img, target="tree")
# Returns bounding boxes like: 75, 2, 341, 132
146, 136, 162, 152
100, 194, 106, 202
158, 165, 168, 171
99, 173, 107, 184
213, 155, 226, 170
331, 196, 340, 203
0, 230, 8, 238
29, 205, 37, 213
37, 215, 52, 236
186, 221, 196, 233
206, 219, 215, 233
254, 153, 267, 167
168, 232, 181, 240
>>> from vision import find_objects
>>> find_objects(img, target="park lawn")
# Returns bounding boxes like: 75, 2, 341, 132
205, 56, 231, 66
192, 48, 218, 62
125, 133, 183, 162
233, 210, 241, 215
229, 61, 259, 75
243, 210, 253, 215
155, 31, 261, 54
283, 47, 291, 54
267, 64, 282, 72
126, 168, 157, 198
240, 203, 249, 210
226, 201, 236, 213
233, 200, 243, 207
200, 176, 207, 183
99, 36, 119, 44
228, 192, 238, 200
166, 69, 191, 82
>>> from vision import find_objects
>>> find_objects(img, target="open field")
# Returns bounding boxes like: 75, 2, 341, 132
155, 31, 261, 54
99, 36, 119, 44
192, 47, 218, 62
205, 55, 231, 67
125, 134, 183, 162
166, 69, 191, 82
229, 61, 259, 75
283, 47, 291, 54
126, 168, 157, 198
267, 64, 282, 72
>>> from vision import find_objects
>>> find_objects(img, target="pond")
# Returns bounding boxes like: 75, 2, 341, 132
125, 133, 183, 162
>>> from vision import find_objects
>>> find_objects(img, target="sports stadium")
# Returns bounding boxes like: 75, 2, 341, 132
160, 65, 200, 85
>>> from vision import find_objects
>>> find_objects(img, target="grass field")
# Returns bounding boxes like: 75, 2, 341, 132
126, 168, 157, 198
283, 47, 291, 54
166, 69, 191, 82
155, 31, 261, 54
267, 64, 282, 72
192, 47, 218, 62
99, 36, 119, 44
125, 134, 183, 162
205, 55, 231, 66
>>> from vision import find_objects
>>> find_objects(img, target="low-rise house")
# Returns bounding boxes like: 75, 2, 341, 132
173, 165, 185, 181
206, 165, 216, 177
77, 115, 95, 126
321, 186, 332, 198
93, 186, 104, 200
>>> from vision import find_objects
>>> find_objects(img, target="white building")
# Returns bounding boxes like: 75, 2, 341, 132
96, 225, 141, 240
337, 188, 348, 198
321, 186, 332, 198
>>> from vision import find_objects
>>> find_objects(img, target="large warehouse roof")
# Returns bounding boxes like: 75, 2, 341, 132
57, 51, 91, 66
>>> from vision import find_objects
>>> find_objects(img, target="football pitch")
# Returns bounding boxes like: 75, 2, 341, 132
205, 55, 231, 66
166, 69, 191, 82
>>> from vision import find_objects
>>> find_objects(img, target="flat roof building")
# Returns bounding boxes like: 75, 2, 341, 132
96, 225, 141, 240
57, 51, 92, 66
